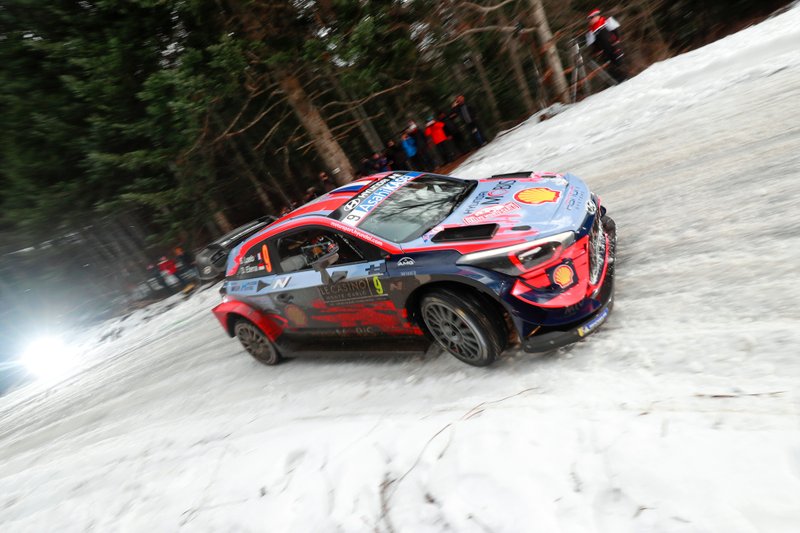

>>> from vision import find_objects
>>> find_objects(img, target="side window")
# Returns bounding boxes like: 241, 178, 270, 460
234, 239, 275, 279
276, 229, 368, 273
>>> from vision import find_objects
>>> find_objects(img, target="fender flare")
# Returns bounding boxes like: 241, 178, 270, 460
211, 299, 284, 341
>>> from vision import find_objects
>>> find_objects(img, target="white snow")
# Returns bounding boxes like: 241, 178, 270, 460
3, 8, 800, 532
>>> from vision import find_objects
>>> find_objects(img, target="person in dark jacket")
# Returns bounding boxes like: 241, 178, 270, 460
586, 9, 627, 82
406, 119, 436, 170
451, 95, 486, 148
384, 139, 409, 170
370, 151, 390, 172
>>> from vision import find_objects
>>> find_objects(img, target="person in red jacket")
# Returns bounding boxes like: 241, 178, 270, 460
586, 9, 627, 82
424, 114, 456, 165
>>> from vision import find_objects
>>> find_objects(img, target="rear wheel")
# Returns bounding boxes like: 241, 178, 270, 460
420, 289, 506, 367
234, 319, 281, 365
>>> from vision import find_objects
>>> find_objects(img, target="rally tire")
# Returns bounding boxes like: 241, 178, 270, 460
234, 319, 281, 365
420, 289, 506, 367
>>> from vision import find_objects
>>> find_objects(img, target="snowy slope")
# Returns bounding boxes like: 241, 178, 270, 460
2, 8, 800, 532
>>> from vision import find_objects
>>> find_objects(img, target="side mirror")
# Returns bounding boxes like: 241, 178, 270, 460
311, 252, 343, 285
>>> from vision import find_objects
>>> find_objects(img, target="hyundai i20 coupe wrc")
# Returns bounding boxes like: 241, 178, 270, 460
212, 170, 616, 367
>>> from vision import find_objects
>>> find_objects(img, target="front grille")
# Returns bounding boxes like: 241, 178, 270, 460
588, 212, 605, 285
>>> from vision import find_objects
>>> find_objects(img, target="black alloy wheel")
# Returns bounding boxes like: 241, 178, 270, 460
234, 319, 281, 365
420, 289, 505, 366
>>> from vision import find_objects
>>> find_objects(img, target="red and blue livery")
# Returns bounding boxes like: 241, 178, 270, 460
212, 170, 616, 366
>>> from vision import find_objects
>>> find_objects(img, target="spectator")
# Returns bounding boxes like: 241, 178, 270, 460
319, 171, 336, 192
425, 115, 456, 165
385, 139, 409, 170
439, 111, 466, 156
452, 94, 486, 148
302, 186, 319, 203
586, 8, 627, 82
400, 132, 423, 171
174, 246, 195, 282
359, 156, 374, 176
370, 151, 390, 172
407, 119, 435, 170
158, 255, 185, 289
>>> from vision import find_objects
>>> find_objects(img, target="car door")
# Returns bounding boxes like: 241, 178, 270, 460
270, 226, 413, 350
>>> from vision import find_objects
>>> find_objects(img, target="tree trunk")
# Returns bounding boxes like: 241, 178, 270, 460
464, 34, 502, 127
278, 72, 355, 185
497, 10, 536, 115
528, 0, 569, 103
229, 142, 276, 213
207, 198, 233, 233
326, 66, 384, 152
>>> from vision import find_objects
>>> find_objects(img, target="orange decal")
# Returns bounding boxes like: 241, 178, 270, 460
514, 188, 561, 205
553, 264, 574, 288
284, 304, 308, 327
261, 244, 272, 273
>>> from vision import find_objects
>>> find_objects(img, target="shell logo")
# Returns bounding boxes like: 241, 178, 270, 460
514, 187, 561, 205
552, 264, 575, 288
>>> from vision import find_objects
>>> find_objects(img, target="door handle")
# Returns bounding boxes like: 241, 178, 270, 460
276, 293, 293, 303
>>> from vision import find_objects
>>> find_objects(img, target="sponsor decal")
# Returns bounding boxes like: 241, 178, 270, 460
552, 264, 575, 289
318, 276, 387, 305
343, 177, 392, 212
229, 280, 257, 292
586, 200, 597, 215
256, 279, 269, 292
397, 257, 415, 267
329, 220, 387, 248
515, 188, 561, 205
565, 186, 587, 211
342, 174, 416, 226
463, 202, 520, 225
463, 180, 516, 215
273, 276, 292, 289
577, 307, 610, 337
400, 271, 417, 277
284, 304, 308, 327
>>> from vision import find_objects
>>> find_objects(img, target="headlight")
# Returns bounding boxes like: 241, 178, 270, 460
456, 231, 575, 275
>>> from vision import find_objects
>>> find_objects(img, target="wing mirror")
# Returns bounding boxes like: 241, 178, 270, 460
310, 252, 347, 285
303, 239, 347, 284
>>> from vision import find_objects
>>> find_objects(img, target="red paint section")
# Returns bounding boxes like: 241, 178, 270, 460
212, 298, 286, 340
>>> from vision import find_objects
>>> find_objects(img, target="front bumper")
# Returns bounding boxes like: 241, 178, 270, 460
521, 258, 614, 353
520, 211, 616, 353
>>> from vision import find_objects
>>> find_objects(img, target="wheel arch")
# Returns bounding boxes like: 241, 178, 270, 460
211, 299, 284, 341
404, 279, 511, 340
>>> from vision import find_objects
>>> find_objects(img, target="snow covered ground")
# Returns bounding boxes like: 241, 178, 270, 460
2, 8, 800, 532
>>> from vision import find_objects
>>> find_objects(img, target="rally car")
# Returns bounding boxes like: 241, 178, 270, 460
212, 171, 616, 367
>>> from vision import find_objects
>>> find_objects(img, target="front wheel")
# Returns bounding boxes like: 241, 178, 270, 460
420, 290, 506, 367
234, 319, 281, 365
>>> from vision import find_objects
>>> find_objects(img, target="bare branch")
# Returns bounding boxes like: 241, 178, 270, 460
457, 0, 518, 15
320, 78, 415, 111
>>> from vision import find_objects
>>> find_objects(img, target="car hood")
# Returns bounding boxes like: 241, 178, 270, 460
406, 172, 593, 249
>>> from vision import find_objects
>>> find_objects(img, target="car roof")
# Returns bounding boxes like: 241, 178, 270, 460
224, 171, 465, 276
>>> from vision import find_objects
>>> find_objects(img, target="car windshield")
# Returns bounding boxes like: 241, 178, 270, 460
357, 177, 475, 243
